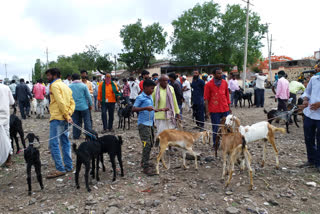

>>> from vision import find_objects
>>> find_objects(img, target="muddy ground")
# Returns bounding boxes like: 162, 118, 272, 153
0, 90, 319, 214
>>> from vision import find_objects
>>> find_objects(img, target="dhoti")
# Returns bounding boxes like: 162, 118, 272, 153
0, 124, 12, 165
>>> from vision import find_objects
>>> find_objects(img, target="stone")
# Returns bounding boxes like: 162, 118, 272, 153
169, 196, 177, 201
87, 195, 94, 201
118, 196, 124, 200
301, 197, 308, 201
306, 182, 317, 187
138, 199, 145, 205
108, 201, 119, 208
226, 191, 233, 195
204, 156, 215, 162
153, 200, 161, 207
106, 207, 119, 214
267, 199, 279, 206
226, 207, 240, 214
67, 205, 75, 210
29, 198, 36, 205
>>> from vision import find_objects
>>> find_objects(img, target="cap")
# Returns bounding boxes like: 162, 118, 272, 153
182, 75, 187, 79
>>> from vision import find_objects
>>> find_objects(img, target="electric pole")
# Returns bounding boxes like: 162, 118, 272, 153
242, 0, 252, 92
4, 63, 7, 79
266, 25, 273, 83
114, 55, 117, 77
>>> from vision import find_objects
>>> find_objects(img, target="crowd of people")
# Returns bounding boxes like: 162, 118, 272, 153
0, 65, 319, 177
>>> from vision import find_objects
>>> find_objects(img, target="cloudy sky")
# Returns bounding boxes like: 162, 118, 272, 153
0, 0, 319, 80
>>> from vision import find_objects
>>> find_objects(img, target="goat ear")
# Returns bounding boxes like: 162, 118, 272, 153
220, 117, 226, 124
35, 136, 40, 143
235, 118, 241, 127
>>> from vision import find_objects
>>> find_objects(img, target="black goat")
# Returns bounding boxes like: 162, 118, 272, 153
24, 133, 43, 195
98, 134, 124, 182
10, 113, 26, 153
73, 132, 102, 192
118, 103, 133, 130
264, 106, 298, 133
234, 89, 253, 108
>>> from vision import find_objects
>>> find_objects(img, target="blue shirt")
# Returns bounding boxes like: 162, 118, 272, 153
301, 75, 320, 120
134, 92, 154, 126
69, 81, 92, 111
191, 78, 205, 104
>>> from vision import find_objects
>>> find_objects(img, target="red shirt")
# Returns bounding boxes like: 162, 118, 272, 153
204, 79, 230, 113
139, 80, 144, 91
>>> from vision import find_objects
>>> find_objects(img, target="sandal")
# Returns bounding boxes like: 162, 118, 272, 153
46, 170, 66, 179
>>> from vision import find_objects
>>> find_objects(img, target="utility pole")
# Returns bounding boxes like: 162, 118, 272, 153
114, 55, 117, 77
4, 63, 7, 79
242, 0, 252, 92
46, 47, 49, 69
266, 25, 273, 83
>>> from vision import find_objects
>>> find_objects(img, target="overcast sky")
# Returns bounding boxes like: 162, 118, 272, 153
0, 0, 319, 80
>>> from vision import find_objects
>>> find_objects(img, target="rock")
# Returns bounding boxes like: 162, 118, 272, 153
182, 208, 188, 213
106, 207, 119, 214
301, 197, 308, 201
204, 156, 215, 162
108, 201, 119, 208
169, 196, 177, 201
118, 196, 124, 200
67, 205, 75, 210
153, 200, 161, 207
226, 207, 240, 214
258, 208, 268, 214
29, 198, 36, 205
137, 199, 145, 205
226, 191, 233, 195
306, 182, 317, 187
246, 207, 258, 213
267, 199, 279, 206
145, 200, 153, 207
87, 195, 94, 201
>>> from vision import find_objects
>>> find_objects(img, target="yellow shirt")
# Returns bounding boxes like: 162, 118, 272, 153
83, 80, 93, 95
289, 81, 305, 94
152, 85, 180, 120
49, 79, 75, 121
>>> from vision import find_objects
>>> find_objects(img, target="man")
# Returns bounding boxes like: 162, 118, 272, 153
80, 70, 93, 95
122, 78, 131, 104
92, 76, 99, 111
152, 74, 180, 136
132, 79, 168, 175
0, 83, 15, 166
129, 77, 140, 105
98, 73, 121, 132
46, 68, 75, 179
275, 71, 290, 111
274, 73, 279, 82
152, 73, 159, 81
9, 80, 17, 99
204, 67, 231, 147
255, 71, 268, 108
289, 80, 305, 105
182, 75, 191, 112
26, 81, 33, 92
191, 70, 205, 129
16, 79, 32, 119
168, 73, 184, 116
300, 74, 320, 171
139, 70, 150, 91
69, 73, 93, 139
63, 74, 72, 86
228, 75, 240, 107
32, 79, 46, 118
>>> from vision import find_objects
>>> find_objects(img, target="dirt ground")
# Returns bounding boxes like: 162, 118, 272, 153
1, 90, 319, 214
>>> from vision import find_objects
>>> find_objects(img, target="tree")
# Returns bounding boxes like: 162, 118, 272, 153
119, 19, 167, 72
33, 59, 44, 82
170, 1, 267, 71
49, 56, 79, 79
12, 75, 19, 82
96, 54, 114, 72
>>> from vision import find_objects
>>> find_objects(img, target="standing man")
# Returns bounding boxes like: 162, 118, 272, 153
182, 75, 191, 112
98, 73, 121, 133
80, 70, 93, 95
45, 68, 75, 179
152, 75, 180, 136
63, 74, 72, 86
191, 70, 205, 129
129, 77, 140, 105
0, 83, 15, 167
204, 67, 231, 147
32, 79, 46, 119
228, 75, 239, 107
9, 80, 17, 99
168, 73, 184, 116
139, 70, 150, 91
275, 71, 290, 111
69, 73, 93, 139
300, 74, 320, 170
122, 78, 131, 104
255, 71, 268, 108
152, 73, 159, 81
16, 78, 32, 119
92, 76, 99, 111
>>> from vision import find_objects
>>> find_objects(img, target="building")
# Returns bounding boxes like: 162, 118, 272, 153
263, 59, 317, 81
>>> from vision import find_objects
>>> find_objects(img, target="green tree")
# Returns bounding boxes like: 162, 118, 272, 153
170, 1, 267, 71
49, 56, 79, 79
33, 59, 44, 82
12, 75, 19, 82
119, 19, 167, 72
96, 54, 114, 72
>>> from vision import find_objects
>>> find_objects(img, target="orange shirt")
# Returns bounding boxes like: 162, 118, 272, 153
97, 82, 119, 103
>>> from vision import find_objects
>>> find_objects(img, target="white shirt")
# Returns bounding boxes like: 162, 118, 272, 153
182, 80, 191, 98
129, 81, 140, 99
0, 84, 15, 125
255, 74, 268, 89
63, 79, 72, 86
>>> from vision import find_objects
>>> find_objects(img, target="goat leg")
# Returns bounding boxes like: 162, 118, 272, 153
27, 164, 32, 195
19, 129, 26, 149
182, 151, 188, 169
117, 153, 124, 177
96, 156, 100, 181
84, 162, 91, 192
100, 154, 106, 172
294, 114, 299, 128
110, 154, 117, 182
75, 159, 82, 189
35, 162, 44, 190
286, 122, 290, 133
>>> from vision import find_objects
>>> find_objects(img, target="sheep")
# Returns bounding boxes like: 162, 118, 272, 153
224, 115, 286, 169
154, 129, 210, 174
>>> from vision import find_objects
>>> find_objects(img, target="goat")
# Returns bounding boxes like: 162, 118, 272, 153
264, 106, 298, 133
24, 133, 43, 195
234, 89, 253, 108
30, 98, 37, 115
73, 133, 102, 192
216, 118, 253, 190
97, 134, 124, 181
118, 102, 133, 130
224, 115, 286, 169
155, 129, 210, 174
10, 113, 26, 153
